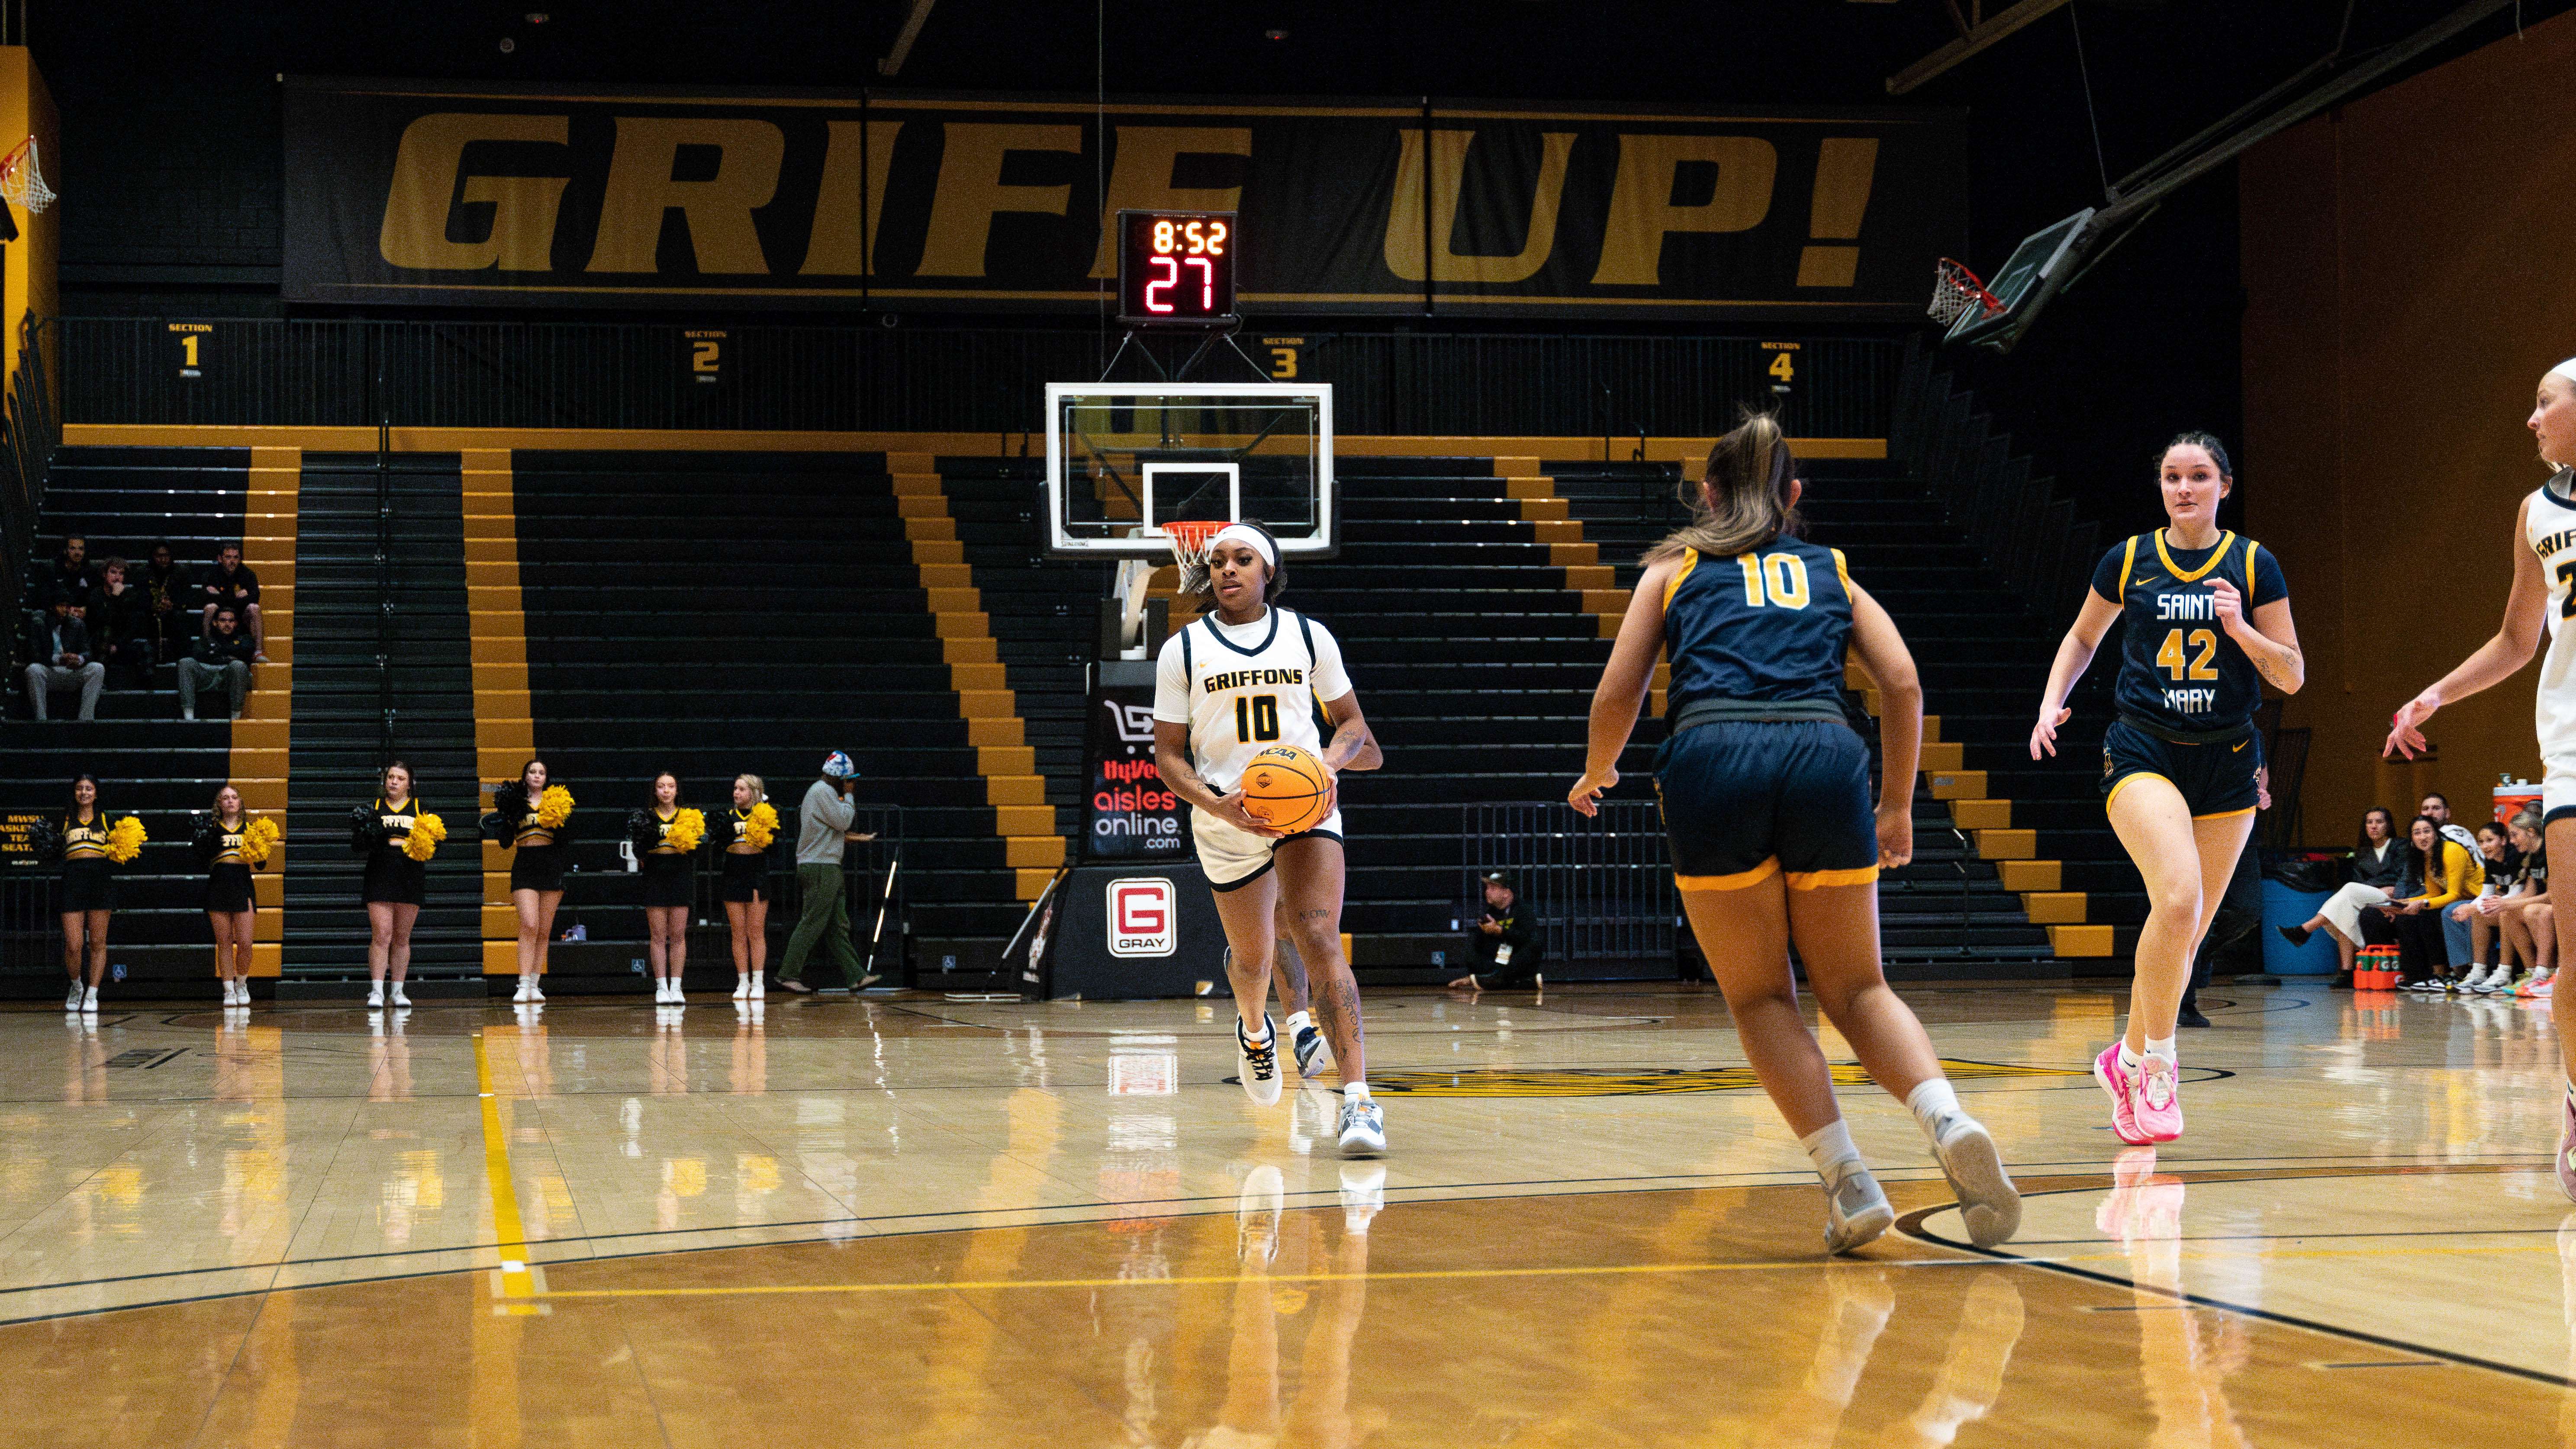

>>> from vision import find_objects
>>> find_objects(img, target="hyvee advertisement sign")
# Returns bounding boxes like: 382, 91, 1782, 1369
283, 78, 1963, 318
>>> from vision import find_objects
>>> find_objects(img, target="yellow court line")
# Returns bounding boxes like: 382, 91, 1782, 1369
531, 1257, 1932, 1301
473, 1032, 538, 1303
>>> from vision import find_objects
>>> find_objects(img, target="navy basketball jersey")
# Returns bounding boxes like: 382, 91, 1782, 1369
1662, 537, 1854, 711
2094, 530, 2288, 735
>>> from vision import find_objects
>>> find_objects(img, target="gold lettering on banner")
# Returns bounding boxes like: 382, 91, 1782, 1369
1589, 134, 1777, 286
800, 119, 904, 276
1796, 137, 1879, 288
378, 113, 572, 271
1383, 129, 1574, 284
1086, 126, 1253, 279
918, 123, 1082, 277
585, 117, 787, 274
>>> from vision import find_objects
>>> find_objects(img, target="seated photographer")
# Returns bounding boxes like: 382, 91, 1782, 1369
1444, 870, 1544, 993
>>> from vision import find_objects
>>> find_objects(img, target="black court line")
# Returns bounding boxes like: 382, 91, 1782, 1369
1898, 1176, 2576, 1390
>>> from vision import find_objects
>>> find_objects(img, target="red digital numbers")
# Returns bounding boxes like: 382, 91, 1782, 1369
1122, 211, 1235, 324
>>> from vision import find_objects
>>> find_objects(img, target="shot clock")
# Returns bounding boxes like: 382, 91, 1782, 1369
1117, 209, 1237, 326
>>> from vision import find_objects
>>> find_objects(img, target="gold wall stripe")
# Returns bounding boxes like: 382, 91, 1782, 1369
462, 448, 536, 974
231, 445, 299, 975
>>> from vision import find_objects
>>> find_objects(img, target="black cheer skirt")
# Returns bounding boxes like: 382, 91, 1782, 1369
362, 850, 427, 906
509, 843, 568, 893
640, 851, 693, 908
719, 850, 769, 903
205, 862, 254, 913
60, 857, 113, 912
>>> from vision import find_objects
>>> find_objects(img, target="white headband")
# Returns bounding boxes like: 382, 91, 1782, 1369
1204, 523, 1277, 570
2552, 357, 2576, 385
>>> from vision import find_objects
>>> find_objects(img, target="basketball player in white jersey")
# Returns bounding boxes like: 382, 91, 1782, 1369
1152, 522, 1388, 1155
2388, 357, 2576, 1198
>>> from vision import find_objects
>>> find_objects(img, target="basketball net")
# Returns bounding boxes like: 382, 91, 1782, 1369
1929, 257, 1999, 326
1, 137, 55, 214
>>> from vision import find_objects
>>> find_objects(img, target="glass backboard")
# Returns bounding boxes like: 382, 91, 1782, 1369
1045, 383, 1335, 559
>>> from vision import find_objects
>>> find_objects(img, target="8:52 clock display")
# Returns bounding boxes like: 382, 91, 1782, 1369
1117, 210, 1237, 326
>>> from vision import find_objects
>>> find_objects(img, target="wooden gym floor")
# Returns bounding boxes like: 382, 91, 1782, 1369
1, 982, 2570, 1445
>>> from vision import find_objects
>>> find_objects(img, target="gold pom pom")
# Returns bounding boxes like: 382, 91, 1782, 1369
105, 815, 148, 864
535, 785, 575, 829
239, 815, 282, 867
665, 807, 706, 854
403, 813, 447, 862
744, 802, 780, 850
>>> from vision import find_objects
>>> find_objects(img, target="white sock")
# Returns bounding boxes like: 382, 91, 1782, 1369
1285, 1009, 1312, 1036
2118, 1041, 2144, 1073
1905, 1079, 1966, 1147
1240, 1013, 1270, 1043
1342, 1080, 1372, 1102
2144, 1034, 2177, 1066
1800, 1119, 1865, 1187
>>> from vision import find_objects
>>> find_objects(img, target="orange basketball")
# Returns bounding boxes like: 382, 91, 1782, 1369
1239, 745, 1331, 834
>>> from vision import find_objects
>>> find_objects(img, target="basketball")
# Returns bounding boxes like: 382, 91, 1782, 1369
1238, 744, 1331, 834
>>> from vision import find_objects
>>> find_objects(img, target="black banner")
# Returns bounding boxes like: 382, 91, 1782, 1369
1085, 683, 1188, 861
283, 79, 1964, 319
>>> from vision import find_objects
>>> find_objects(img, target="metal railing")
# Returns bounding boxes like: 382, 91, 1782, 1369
1460, 801, 1677, 970
53, 318, 1902, 442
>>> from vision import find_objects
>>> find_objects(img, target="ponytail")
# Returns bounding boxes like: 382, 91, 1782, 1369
1644, 411, 1800, 565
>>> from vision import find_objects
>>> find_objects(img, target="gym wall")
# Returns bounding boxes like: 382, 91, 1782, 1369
2240, 7, 2576, 839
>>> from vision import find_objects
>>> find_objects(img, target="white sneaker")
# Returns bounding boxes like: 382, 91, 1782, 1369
2463, 966, 2496, 993
651, 980, 668, 1003
668, 982, 684, 1007
1825, 1168, 1894, 1254
367, 983, 385, 1009
1930, 1116, 2023, 1248
1236, 1014, 1282, 1107
64, 982, 82, 1011
81, 987, 99, 1013
732, 974, 750, 1000
512, 975, 532, 1003
525, 977, 544, 1003
1336, 1093, 1386, 1157
1292, 1020, 1335, 1081
749, 975, 765, 1000
389, 985, 411, 1008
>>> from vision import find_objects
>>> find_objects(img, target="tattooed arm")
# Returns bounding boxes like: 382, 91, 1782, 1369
2210, 578, 2304, 695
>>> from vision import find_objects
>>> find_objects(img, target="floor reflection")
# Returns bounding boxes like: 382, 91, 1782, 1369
2098, 1147, 2249, 1449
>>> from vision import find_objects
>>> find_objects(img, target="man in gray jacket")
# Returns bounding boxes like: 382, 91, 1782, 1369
776, 751, 878, 992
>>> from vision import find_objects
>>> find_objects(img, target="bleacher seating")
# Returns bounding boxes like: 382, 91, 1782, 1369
2, 447, 263, 988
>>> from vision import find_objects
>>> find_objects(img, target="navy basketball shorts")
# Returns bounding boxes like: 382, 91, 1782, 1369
1654, 720, 1880, 891
2099, 718, 2261, 819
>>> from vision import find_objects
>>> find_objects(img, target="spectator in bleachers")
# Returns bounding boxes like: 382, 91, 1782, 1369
179, 605, 255, 721
2390, 813, 2484, 990
23, 594, 103, 721
2502, 812, 2557, 997
86, 559, 153, 685
140, 541, 193, 663
721, 774, 775, 1000
197, 543, 267, 662
776, 751, 876, 994
2460, 812, 2545, 993
37, 535, 97, 610
1443, 871, 1544, 993
2278, 806, 2405, 986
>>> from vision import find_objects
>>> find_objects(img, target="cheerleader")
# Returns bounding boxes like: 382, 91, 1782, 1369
195, 785, 262, 1006
353, 761, 426, 1009
630, 771, 701, 1004
484, 758, 569, 1004
51, 775, 112, 1013
719, 773, 776, 1000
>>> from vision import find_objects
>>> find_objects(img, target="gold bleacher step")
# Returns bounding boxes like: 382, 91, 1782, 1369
2049, 924, 2116, 957
1948, 799, 2011, 831
1919, 742, 1964, 772
1008, 836, 1065, 869
2019, 891, 2088, 924
1974, 829, 2037, 860
1997, 859, 2062, 892
1927, 770, 1986, 801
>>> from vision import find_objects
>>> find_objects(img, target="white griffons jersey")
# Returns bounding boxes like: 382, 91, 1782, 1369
2531, 471, 2576, 765
1152, 607, 1352, 794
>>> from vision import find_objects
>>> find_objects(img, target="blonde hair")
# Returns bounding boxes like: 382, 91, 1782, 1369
1643, 411, 1800, 565
735, 773, 766, 804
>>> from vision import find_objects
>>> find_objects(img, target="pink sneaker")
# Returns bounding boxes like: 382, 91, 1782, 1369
2557, 1092, 2576, 1204
2092, 1042, 2151, 1146
2132, 1055, 2185, 1143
